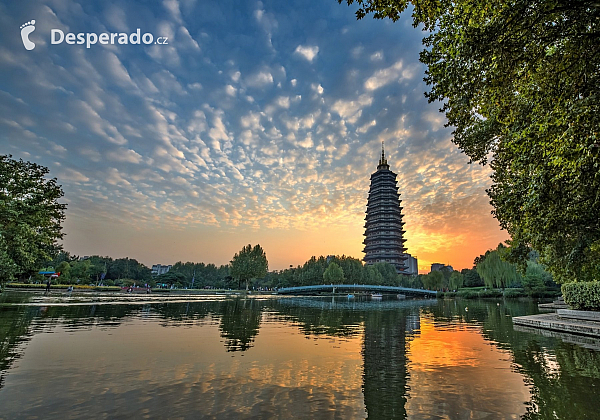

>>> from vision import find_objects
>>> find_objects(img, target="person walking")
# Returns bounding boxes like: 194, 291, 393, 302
45, 278, 51, 294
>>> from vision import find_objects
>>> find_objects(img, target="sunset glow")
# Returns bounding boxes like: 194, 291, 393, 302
0, 0, 508, 271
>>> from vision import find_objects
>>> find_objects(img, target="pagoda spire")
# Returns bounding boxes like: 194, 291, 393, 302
377, 141, 389, 170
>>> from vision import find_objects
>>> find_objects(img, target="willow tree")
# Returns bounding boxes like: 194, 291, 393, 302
422, 270, 445, 290
340, 0, 600, 283
448, 271, 464, 291
476, 245, 520, 289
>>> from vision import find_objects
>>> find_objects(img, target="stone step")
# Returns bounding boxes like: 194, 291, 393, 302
538, 302, 568, 310
557, 309, 600, 322
513, 313, 600, 337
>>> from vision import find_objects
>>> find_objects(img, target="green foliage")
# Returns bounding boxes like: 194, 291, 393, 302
168, 261, 231, 289
0, 156, 66, 282
562, 281, 600, 310
155, 271, 186, 288
230, 244, 268, 290
106, 257, 151, 281
40, 255, 152, 285
476, 244, 521, 288
503, 289, 524, 299
323, 262, 345, 284
456, 288, 504, 299
400, 274, 423, 289
448, 271, 464, 291
373, 262, 399, 285
340, 1, 600, 283
362, 265, 383, 285
422, 270, 445, 290
461, 268, 483, 287
55, 261, 71, 279
259, 255, 371, 289
522, 261, 553, 296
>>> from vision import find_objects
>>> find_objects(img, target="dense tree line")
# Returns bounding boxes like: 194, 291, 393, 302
40, 252, 152, 286
253, 255, 409, 290
27, 247, 558, 296
155, 261, 231, 289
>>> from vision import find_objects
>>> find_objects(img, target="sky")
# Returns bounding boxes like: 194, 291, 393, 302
0, 0, 508, 273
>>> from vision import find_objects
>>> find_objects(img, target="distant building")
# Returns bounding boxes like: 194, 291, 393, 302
430, 263, 453, 273
363, 143, 408, 273
404, 254, 418, 275
152, 264, 172, 276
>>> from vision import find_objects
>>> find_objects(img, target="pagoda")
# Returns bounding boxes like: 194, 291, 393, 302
363, 143, 408, 272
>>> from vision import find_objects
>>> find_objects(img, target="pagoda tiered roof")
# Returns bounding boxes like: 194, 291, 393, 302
362, 143, 410, 273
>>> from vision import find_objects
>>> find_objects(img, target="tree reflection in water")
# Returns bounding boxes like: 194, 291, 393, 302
218, 298, 262, 352
1, 294, 600, 419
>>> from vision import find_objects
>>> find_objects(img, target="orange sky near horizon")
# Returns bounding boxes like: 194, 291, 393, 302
62, 161, 509, 274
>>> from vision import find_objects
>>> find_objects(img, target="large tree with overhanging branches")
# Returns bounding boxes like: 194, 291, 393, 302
339, 0, 600, 283
0, 155, 66, 283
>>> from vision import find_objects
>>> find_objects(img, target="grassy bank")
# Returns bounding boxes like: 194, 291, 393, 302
3, 283, 255, 295
5, 283, 121, 292
437, 287, 561, 299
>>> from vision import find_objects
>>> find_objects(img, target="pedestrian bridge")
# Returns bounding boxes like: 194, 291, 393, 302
276, 284, 437, 296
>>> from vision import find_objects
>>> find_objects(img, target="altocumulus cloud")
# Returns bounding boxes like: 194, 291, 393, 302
0, 0, 506, 270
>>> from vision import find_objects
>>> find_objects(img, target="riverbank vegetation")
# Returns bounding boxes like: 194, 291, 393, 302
562, 281, 600, 310
5, 242, 562, 300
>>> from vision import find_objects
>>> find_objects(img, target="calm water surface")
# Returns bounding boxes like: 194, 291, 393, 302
1, 293, 599, 419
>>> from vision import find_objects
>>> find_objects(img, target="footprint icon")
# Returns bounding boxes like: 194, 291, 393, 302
20, 20, 36, 51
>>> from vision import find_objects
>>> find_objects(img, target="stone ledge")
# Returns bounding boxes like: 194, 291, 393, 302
513, 324, 600, 351
513, 313, 600, 338
557, 309, 600, 322
538, 302, 568, 310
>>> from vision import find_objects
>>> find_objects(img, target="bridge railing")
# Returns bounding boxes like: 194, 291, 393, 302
276, 284, 436, 295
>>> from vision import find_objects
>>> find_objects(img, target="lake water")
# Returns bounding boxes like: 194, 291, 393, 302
1, 293, 599, 419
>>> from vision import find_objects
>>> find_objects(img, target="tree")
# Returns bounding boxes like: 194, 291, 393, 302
0, 156, 66, 282
230, 244, 268, 290
155, 271, 186, 288
70, 259, 92, 283
422, 270, 444, 290
448, 271, 464, 291
476, 245, 521, 289
362, 265, 383, 285
373, 262, 399, 285
461, 268, 484, 288
323, 262, 345, 284
522, 261, 555, 295
340, 1, 600, 283
55, 261, 71, 282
